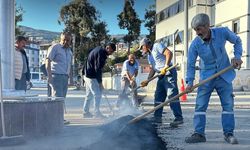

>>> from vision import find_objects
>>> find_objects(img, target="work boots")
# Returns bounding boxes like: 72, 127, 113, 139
224, 133, 238, 144
185, 133, 206, 143
83, 112, 93, 118
94, 111, 107, 119
170, 118, 184, 127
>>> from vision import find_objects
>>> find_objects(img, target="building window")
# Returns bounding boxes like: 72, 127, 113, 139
216, 0, 226, 3
159, 11, 165, 22
216, 24, 222, 27
176, 31, 183, 44
233, 20, 240, 33
168, 35, 173, 46
188, 0, 194, 7
188, 29, 193, 41
156, 0, 185, 24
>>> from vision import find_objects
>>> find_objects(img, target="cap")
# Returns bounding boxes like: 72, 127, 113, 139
138, 38, 151, 50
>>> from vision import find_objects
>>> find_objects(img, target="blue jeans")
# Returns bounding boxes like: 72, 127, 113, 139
194, 77, 235, 135
51, 74, 68, 97
83, 76, 102, 114
118, 77, 138, 106
154, 71, 183, 120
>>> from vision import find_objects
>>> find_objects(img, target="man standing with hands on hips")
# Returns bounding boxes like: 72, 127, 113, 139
46, 32, 72, 98
46, 32, 72, 124
185, 13, 243, 144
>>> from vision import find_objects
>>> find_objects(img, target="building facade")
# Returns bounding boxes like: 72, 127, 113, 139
25, 41, 40, 72
39, 43, 51, 66
156, 0, 250, 69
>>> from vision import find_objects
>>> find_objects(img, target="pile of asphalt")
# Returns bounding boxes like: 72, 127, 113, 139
84, 115, 167, 150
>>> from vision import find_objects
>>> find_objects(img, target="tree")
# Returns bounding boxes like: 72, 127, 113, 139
15, 4, 25, 36
59, 0, 98, 37
59, 0, 111, 76
91, 21, 110, 46
117, 0, 141, 54
144, 4, 156, 42
59, 0, 109, 64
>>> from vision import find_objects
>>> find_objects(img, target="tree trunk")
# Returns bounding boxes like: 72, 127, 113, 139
127, 42, 131, 55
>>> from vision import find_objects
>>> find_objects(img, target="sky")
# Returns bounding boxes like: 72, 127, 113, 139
16, 0, 155, 35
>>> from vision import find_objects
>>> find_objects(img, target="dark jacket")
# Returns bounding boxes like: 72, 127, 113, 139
20, 49, 31, 81
83, 46, 108, 83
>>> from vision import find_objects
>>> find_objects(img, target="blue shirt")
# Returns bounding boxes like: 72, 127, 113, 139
147, 42, 175, 75
121, 60, 139, 77
47, 43, 72, 75
186, 27, 242, 86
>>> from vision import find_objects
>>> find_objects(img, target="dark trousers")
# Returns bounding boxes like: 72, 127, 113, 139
15, 73, 27, 91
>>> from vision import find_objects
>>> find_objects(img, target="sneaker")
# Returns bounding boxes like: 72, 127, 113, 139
94, 112, 107, 119
64, 120, 70, 125
224, 133, 238, 144
83, 112, 93, 118
185, 133, 206, 143
170, 118, 184, 127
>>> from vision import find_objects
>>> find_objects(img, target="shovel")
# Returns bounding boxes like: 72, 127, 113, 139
127, 65, 235, 125
103, 93, 115, 116
124, 64, 179, 107
129, 63, 179, 94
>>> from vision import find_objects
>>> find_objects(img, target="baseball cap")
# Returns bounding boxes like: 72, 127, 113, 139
138, 38, 151, 50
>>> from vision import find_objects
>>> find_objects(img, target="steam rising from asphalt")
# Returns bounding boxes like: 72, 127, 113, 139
84, 115, 167, 150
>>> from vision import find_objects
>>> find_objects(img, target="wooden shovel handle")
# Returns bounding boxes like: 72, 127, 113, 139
129, 65, 234, 124
132, 64, 179, 92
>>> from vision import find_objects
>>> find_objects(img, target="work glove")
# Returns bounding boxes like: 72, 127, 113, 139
160, 65, 169, 75
140, 80, 148, 87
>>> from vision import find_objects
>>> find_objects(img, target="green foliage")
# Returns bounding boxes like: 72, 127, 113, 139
117, 0, 141, 53
15, 4, 25, 36
91, 21, 110, 45
110, 37, 119, 44
59, 0, 110, 66
144, 4, 156, 42
130, 44, 142, 58
59, 0, 98, 36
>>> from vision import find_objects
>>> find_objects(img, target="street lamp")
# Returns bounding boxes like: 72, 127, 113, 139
173, 29, 179, 65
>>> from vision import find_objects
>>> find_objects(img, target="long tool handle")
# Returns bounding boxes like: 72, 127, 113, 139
103, 93, 115, 116
128, 65, 234, 124
131, 64, 179, 93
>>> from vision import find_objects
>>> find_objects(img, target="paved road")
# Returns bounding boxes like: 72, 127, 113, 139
1, 88, 249, 150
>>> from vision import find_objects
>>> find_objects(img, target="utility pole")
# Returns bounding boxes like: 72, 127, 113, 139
173, 29, 179, 65
70, 34, 76, 85
0, 0, 15, 90
183, 0, 189, 80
